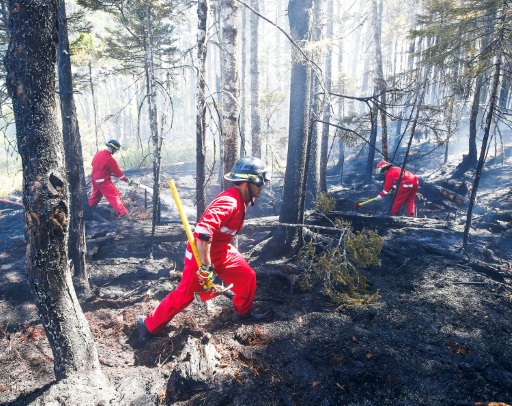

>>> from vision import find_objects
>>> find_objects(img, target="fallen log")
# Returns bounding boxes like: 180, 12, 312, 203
0, 199, 23, 207
86, 212, 453, 252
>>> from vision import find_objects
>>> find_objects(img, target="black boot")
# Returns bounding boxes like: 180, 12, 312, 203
232, 311, 266, 324
137, 317, 155, 343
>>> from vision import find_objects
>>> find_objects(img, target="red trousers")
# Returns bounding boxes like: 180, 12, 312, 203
88, 180, 128, 216
145, 242, 256, 334
391, 183, 419, 217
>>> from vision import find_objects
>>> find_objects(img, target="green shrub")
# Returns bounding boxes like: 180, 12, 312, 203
296, 219, 383, 308
314, 192, 336, 213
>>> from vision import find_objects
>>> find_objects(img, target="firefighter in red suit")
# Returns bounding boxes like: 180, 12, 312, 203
138, 156, 271, 342
375, 160, 419, 217
88, 140, 134, 218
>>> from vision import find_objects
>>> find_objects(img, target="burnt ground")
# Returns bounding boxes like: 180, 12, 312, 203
1, 160, 512, 405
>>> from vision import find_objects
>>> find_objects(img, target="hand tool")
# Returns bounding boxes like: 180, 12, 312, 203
355, 197, 379, 209
167, 180, 233, 303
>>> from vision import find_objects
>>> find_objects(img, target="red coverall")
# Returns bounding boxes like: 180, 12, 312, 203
144, 187, 256, 334
88, 149, 128, 216
379, 166, 419, 217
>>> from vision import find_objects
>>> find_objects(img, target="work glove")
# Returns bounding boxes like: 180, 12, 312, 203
375, 194, 382, 200
197, 264, 214, 287
127, 178, 134, 186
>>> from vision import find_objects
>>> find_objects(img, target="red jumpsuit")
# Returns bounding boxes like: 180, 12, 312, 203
144, 187, 256, 334
379, 166, 419, 217
88, 149, 128, 216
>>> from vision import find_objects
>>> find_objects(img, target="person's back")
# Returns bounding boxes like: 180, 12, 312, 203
91, 149, 123, 182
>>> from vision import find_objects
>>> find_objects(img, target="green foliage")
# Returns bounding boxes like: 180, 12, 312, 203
412, 0, 511, 84
295, 219, 383, 308
314, 192, 335, 214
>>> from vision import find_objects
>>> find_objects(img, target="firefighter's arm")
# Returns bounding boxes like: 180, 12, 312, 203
108, 156, 127, 180
196, 238, 212, 267
380, 172, 396, 196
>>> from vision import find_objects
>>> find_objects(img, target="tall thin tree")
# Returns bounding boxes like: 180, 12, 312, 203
271, 0, 312, 252
221, 0, 240, 187
250, 0, 261, 158
196, 0, 209, 218
58, 0, 90, 296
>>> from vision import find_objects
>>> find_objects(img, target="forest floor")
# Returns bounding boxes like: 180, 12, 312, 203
1, 160, 512, 405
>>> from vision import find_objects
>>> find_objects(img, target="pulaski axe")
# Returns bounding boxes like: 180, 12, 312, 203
167, 180, 233, 303
355, 197, 379, 209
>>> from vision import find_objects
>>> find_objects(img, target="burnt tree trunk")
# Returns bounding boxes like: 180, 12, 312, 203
196, 0, 209, 218
88, 60, 100, 150
4, 0, 100, 379
319, 0, 333, 193
463, 55, 502, 250
57, 0, 90, 296
146, 5, 162, 231
372, 0, 387, 161
305, 0, 322, 209
250, 0, 261, 158
270, 0, 312, 252
221, 0, 240, 190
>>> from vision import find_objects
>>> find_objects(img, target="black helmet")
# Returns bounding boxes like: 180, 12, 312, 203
106, 139, 121, 151
224, 156, 271, 187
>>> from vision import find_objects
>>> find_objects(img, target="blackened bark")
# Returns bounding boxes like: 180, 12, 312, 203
250, 0, 261, 158
221, 0, 240, 190
320, 0, 333, 193
372, 0, 387, 160
466, 74, 483, 168
57, 0, 90, 296
305, 0, 322, 209
4, 0, 100, 379
146, 5, 162, 235
365, 104, 378, 183
271, 0, 312, 252
463, 56, 501, 250
196, 0, 209, 218
88, 61, 99, 150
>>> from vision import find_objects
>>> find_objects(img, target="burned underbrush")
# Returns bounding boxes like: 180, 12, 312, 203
1, 161, 512, 405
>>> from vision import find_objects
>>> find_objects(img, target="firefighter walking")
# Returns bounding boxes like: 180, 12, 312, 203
138, 156, 271, 343
88, 139, 134, 219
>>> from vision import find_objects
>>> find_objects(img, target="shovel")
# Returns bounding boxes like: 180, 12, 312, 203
355, 197, 379, 209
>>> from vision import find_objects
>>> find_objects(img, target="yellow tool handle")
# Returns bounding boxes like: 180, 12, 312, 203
359, 197, 378, 207
168, 180, 202, 267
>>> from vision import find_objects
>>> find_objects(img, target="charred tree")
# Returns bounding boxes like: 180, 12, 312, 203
240, 4, 247, 156
365, 103, 378, 183
463, 54, 502, 250
57, 0, 90, 296
250, 0, 261, 158
89, 60, 99, 150
305, 0, 322, 209
221, 0, 240, 189
146, 5, 162, 231
270, 0, 312, 253
319, 0, 333, 193
4, 0, 100, 379
372, 0, 387, 160
196, 0, 209, 218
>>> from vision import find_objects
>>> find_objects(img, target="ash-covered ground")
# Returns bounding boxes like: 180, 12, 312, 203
0, 159, 511, 406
